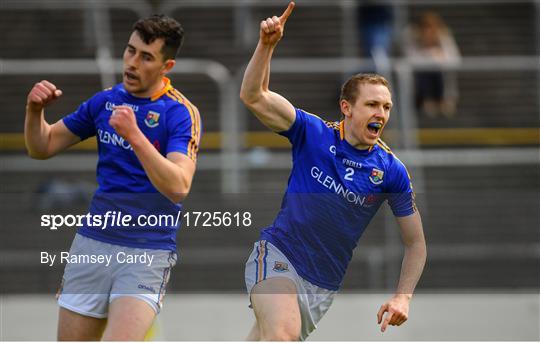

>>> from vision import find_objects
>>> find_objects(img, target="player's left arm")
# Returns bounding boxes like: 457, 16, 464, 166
109, 105, 195, 203
377, 211, 427, 332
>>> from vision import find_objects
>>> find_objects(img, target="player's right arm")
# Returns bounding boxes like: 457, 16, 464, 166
24, 80, 81, 159
240, 2, 296, 132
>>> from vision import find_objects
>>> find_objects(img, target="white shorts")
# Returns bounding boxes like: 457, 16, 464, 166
57, 234, 177, 318
245, 240, 336, 340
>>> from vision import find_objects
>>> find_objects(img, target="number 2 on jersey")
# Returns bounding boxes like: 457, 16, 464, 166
344, 167, 354, 181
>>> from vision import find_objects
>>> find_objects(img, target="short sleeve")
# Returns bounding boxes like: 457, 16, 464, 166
386, 158, 417, 217
278, 108, 328, 155
62, 96, 98, 140
278, 108, 309, 145
165, 103, 201, 161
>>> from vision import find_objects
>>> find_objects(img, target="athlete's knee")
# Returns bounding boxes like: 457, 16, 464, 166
57, 308, 105, 341
259, 327, 300, 341
102, 296, 155, 340
101, 321, 150, 341
259, 320, 300, 341
101, 331, 132, 341
102, 327, 149, 341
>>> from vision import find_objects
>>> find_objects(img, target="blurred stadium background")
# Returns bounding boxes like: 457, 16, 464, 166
0, 0, 539, 340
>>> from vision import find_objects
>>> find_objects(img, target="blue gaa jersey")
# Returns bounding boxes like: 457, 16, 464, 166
62, 77, 201, 251
260, 108, 416, 290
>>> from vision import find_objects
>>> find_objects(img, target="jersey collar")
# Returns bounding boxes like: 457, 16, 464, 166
150, 77, 172, 101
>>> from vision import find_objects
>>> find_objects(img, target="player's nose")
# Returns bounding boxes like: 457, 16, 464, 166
373, 109, 385, 119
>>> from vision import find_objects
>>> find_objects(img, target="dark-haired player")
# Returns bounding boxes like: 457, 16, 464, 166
25, 15, 201, 340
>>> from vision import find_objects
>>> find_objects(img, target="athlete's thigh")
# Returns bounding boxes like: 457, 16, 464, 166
101, 296, 156, 340
109, 247, 176, 315
251, 277, 301, 338
57, 307, 106, 341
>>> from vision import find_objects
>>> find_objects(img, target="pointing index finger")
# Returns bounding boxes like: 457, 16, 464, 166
279, 2, 295, 23
377, 304, 387, 324
381, 311, 394, 332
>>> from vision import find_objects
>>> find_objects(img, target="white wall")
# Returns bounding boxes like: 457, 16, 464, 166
1, 293, 538, 341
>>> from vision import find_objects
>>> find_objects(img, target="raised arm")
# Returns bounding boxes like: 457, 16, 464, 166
240, 2, 296, 132
24, 80, 81, 159
377, 211, 427, 332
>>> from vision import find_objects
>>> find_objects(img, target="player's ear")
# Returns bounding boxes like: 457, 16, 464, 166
340, 99, 352, 118
161, 59, 176, 74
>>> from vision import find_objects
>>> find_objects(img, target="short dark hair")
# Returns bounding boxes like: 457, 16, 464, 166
132, 14, 184, 60
340, 73, 391, 104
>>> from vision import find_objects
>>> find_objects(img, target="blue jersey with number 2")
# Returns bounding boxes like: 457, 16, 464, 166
260, 108, 416, 290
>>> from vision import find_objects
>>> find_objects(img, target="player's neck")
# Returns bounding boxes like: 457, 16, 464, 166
343, 120, 371, 150
129, 78, 166, 99
148, 78, 166, 97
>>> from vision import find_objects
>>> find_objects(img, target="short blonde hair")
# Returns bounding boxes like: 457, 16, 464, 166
340, 73, 391, 104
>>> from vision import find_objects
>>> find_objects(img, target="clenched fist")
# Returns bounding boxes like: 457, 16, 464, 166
259, 2, 295, 46
27, 80, 63, 113
109, 105, 142, 142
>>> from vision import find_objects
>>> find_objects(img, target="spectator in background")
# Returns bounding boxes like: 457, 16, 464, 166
403, 12, 461, 118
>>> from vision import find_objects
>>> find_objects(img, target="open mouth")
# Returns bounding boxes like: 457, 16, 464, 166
124, 71, 139, 82
367, 122, 382, 135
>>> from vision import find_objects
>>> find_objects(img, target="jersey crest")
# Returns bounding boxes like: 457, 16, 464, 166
144, 110, 160, 128
369, 168, 385, 185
